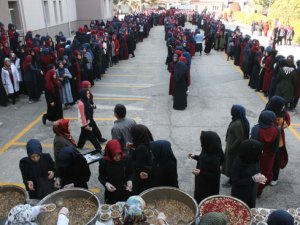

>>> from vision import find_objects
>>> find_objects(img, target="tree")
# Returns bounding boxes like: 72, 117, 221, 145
253, 0, 275, 9
230, 2, 241, 12
268, 0, 300, 24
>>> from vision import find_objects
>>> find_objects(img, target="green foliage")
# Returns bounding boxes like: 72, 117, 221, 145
268, 0, 300, 24
230, 2, 241, 12
252, 0, 275, 9
233, 12, 269, 24
291, 20, 300, 43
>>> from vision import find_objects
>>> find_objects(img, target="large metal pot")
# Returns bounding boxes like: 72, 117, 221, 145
139, 187, 199, 225
0, 185, 28, 225
37, 188, 100, 225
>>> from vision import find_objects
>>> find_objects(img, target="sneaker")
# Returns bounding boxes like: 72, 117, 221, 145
222, 180, 232, 188
0, 122, 3, 127
28, 100, 33, 104
270, 180, 278, 186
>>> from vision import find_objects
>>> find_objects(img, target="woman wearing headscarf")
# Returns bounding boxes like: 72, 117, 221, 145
188, 131, 224, 203
23, 55, 43, 103
231, 139, 266, 208
130, 124, 154, 194
173, 61, 188, 110
275, 57, 297, 105
56, 61, 73, 108
265, 96, 290, 186
42, 69, 63, 125
262, 46, 274, 97
150, 140, 178, 188
56, 146, 91, 189
167, 53, 178, 96
5, 204, 70, 225
70, 52, 81, 101
267, 210, 294, 225
1, 58, 20, 104
19, 139, 56, 199
77, 88, 106, 152
53, 119, 77, 162
200, 212, 227, 225
98, 139, 134, 204
251, 110, 280, 196
222, 105, 250, 187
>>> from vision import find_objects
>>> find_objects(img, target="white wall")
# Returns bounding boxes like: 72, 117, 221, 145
22, 0, 45, 31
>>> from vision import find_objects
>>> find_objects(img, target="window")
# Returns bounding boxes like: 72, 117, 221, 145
59, 1, 63, 22
43, 1, 50, 25
53, 0, 58, 24
8, 1, 22, 30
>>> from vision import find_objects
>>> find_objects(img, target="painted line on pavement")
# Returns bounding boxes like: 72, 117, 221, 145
12, 142, 105, 149
226, 55, 300, 141
0, 182, 101, 193
94, 84, 149, 88
93, 97, 148, 101
0, 113, 45, 155
291, 124, 300, 126
105, 74, 151, 78
67, 117, 114, 121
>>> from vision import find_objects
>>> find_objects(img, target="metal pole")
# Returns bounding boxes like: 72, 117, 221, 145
66, 0, 72, 37
41, 0, 49, 35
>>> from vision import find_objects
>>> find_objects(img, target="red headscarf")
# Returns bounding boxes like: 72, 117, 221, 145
104, 140, 125, 162
33, 47, 40, 54
23, 55, 32, 72
179, 56, 187, 64
175, 50, 182, 57
80, 80, 91, 89
53, 119, 77, 146
45, 69, 61, 95
58, 48, 65, 59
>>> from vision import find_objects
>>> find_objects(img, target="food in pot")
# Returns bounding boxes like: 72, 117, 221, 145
0, 191, 25, 218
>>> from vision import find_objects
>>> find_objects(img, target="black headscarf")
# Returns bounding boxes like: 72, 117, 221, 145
265, 96, 286, 117
131, 124, 154, 146
174, 61, 188, 81
150, 140, 177, 165
267, 210, 294, 225
79, 88, 93, 121
238, 139, 263, 164
226, 105, 250, 140
258, 110, 276, 129
200, 131, 224, 159
56, 146, 82, 167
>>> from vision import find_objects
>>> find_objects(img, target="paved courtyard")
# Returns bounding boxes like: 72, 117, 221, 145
0, 23, 300, 209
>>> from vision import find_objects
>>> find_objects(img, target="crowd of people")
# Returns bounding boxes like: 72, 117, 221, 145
0, 13, 153, 108
1, 8, 299, 225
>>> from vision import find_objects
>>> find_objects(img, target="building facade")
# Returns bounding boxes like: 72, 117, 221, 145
190, 0, 225, 12
0, 0, 113, 38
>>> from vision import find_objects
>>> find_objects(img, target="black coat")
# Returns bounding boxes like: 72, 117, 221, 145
193, 153, 223, 203
173, 62, 188, 110
45, 86, 63, 121
130, 144, 153, 194
231, 159, 259, 208
57, 155, 91, 189
98, 157, 134, 204
19, 153, 56, 199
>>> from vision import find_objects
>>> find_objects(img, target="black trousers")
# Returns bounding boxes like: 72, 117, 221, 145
26, 81, 35, 100
77, 123, 101, 150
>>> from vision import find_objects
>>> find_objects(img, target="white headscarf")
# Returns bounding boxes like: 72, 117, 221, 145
5, 204, 40, 225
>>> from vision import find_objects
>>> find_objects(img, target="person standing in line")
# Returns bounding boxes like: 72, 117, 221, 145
77, 88, 106, 152
56, 146, 91, 189
292, 60, 300, 109
98, 139, 134, 204
231, 139, 266, 208
222, 105, 250, 187
56, 61, 74, 109
111, 104, 136, 151
42, 69, 63, 125
1, 58, 20, 104
173, 61, 188, 110
251, 110, 280, 197
19, 139, 56, 199
188, 131, 224, 203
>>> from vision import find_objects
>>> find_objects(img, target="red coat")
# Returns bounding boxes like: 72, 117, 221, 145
262, 56, 273, 93
113, 39, 120, 56
257, 126, 280, 195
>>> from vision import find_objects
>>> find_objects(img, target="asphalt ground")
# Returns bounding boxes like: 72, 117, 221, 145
0, 23, 300, 209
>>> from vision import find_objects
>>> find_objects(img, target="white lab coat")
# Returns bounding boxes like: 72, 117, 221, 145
1, 64, 20, 94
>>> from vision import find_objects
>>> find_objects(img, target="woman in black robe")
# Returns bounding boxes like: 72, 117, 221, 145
19, 139, 56, 199
42, 69, 63, 124
130, 124, 154, 194
204, 32, 214, 54
249, 46, 264, 90
56, 146, 91, 189
173, 61, 188, 110
98, 139, 134, 204
188, 131, 224, 203
231, 139, 264, 208
150, 140, 178, 188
